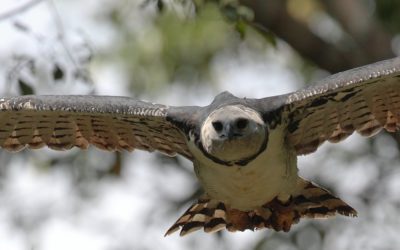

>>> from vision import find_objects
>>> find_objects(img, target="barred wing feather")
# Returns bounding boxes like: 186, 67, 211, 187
0, 95, 193, 159
284, 57, 400, 155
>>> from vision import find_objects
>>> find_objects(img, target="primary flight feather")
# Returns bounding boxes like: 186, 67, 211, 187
0, 57, 399, 236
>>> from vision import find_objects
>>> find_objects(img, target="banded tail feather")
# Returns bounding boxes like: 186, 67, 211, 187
165, 197, 228, 236
165, 178, 357, 236
292, 178, 357, 219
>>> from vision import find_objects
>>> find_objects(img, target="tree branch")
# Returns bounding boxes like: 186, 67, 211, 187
323, 0, 394, 62
239, 0, 395, 73
0, 0, 44, 21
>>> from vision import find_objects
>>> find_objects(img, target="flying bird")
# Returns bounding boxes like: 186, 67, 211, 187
0, 57, 400, 236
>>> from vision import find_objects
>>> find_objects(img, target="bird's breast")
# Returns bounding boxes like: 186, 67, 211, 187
189, 125, 299, 211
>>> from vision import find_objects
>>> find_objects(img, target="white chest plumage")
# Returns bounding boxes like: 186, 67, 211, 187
188, 125, 299, 211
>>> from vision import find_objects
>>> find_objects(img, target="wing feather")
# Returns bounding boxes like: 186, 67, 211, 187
284, 57, 400, 155
0, 95, 194, 159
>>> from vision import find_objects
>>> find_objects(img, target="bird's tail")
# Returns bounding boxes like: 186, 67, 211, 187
165, 178, 357, 236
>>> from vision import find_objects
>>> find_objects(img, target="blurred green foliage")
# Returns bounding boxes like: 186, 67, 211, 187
107, 2, 237, 94
100, 0, 279, 95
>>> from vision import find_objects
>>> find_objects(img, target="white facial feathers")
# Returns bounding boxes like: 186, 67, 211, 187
200, 105, 267, 163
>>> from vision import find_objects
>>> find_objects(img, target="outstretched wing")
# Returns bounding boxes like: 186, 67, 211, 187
283, 57, 400, 155
0, 95, 195, 159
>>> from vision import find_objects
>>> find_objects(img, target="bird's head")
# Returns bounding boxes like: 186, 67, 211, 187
200, 105, 267, 163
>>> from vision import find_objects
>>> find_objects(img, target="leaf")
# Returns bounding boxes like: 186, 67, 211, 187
18, 79, 34, 95
157, 0, 164, 12
222, 4, 239, 22
53, 64, 64, 81
13, 21, 30, 33
235, 19, 247, 39
251, 22, 277, 47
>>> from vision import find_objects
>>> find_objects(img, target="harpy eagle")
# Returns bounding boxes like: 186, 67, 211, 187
0, 57, 400, 236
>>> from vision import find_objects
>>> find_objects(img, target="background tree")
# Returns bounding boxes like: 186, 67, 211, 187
0, 0, 399, 249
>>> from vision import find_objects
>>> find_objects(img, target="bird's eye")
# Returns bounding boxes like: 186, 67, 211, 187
212, 121, 223, 132
236, 118, 248, 129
